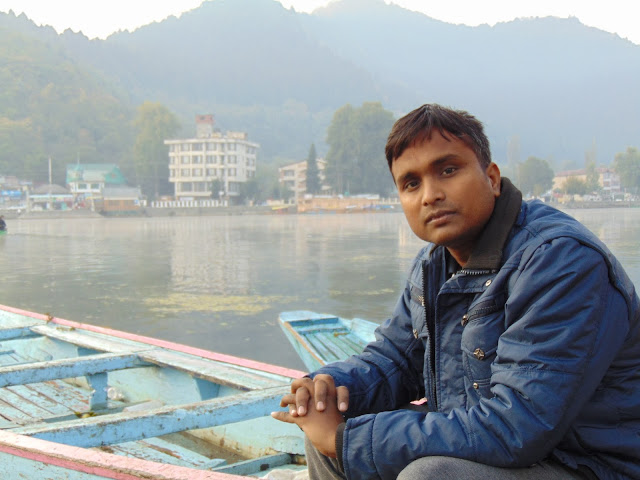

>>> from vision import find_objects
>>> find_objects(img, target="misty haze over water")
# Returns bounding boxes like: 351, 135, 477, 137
1, 208, 638, 370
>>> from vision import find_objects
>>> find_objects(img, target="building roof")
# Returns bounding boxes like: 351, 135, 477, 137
103, 186, 142, 199
32, 183, 70, 194
66, 164, 127, 185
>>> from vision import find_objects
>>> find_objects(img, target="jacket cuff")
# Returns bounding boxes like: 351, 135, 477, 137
335, 422, 346, 472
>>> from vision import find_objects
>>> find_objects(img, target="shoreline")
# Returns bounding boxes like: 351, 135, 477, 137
1, 200, 638, 220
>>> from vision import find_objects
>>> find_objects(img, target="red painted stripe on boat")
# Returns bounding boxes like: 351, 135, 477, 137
0, 304, 306, 379
0, 429, 250, 479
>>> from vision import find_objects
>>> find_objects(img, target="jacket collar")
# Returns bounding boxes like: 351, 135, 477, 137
463, 177, 522, 270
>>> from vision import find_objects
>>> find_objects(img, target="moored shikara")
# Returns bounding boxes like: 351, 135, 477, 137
278, 311, 378, 372
0, 304, 307, 479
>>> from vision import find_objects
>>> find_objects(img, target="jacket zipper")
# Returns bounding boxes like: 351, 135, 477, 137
422, 263, 438, 410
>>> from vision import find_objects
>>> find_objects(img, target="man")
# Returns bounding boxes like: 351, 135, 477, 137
272, 104, 640, 479
0, 215, 6, 231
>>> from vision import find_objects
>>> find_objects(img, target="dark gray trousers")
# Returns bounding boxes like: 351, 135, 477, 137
304, 436, 594, 480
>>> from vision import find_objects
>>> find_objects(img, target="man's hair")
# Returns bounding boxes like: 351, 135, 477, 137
385, 104, 491, 170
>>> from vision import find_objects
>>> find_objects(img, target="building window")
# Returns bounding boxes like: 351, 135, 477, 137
228, 168, 237, 177
193, 155, 202, 164
181, 169, 189, 176
181, 156, 189, 164
193, 143, 203, 152
181, 144, 190, 152
193, 168, 203, 177
206, 143, 217, 151
206, 155, 215, 164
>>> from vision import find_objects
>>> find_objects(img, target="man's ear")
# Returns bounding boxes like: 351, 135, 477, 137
486, 162, 501, 197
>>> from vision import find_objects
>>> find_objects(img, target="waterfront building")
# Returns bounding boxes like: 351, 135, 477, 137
165, 115, 258, 204
278, 158, 329, 202
66, 164, 128, 196
552, 167, 622, 198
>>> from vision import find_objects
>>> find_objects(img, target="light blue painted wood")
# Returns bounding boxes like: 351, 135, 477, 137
279, 310, 379, 371
15, 386, 289, 448
0, 326, 37, 341
212, 453, 292, 475
0, 450, 108, 480
0, 305, 307, 477
0, 352, 147, 388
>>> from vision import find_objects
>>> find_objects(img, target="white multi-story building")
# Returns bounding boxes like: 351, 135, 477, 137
165, 115, 258, 203
278, 158, 329, 201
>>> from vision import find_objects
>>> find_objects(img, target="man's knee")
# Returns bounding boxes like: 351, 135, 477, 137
398, 456, 469, 480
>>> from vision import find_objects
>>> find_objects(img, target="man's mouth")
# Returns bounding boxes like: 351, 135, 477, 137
425, 210, 454, 224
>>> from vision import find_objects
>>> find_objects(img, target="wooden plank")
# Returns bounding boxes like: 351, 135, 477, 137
212, 453, 293, 475
0, 352, 148, 388
140, 349, 288, 392
14, 386, 289, 448
29, 325, 150, 354
0, 386, 56, 422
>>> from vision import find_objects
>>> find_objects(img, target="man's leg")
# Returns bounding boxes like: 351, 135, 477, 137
304, 435, 346, 480
398, 456, 594, 480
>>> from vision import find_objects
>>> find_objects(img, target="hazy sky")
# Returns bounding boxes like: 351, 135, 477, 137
1, 0, 638, 45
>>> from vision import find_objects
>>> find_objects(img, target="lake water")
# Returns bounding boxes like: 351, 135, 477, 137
1, 207, 638, 370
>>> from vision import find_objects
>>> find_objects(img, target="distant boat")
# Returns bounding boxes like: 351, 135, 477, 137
0, 304, 307, 479
278, 311, 378, 372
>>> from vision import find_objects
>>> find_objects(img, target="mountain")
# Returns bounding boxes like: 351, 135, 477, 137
1, 0, 639, 175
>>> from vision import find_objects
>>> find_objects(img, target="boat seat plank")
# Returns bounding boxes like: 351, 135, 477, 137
0, 352, 148, 388
29, 325, 151, 354
140, 349, 286, 391
290, 323, 345, 333
14, 385, 289, 449
212, 453, 292, 475
304, 334, 340, 363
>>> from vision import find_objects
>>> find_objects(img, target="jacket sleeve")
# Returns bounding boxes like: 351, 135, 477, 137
338, 238, 631, 480
311, 253, 426, 416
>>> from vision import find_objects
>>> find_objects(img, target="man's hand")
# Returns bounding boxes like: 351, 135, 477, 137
279, 374, 350, 416
271, 376, 345, 458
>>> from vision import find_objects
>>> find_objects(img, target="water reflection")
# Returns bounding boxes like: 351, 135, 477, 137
0, 208, 637, 368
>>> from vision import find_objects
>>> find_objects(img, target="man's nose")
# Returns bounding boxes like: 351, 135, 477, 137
421, 180, 444, 205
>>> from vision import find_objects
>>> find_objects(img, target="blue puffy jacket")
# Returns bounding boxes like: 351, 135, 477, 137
314, 191, 640, 479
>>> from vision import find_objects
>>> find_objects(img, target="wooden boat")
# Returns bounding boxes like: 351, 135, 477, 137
278, 311, 378, 372
0, 303, 308, 479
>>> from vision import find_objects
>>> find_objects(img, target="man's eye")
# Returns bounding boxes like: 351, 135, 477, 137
404, 180, 419, 190
442, 167, 457, 176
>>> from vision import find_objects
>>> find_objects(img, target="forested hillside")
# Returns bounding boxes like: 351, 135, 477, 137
1, 0, 639, 189
0, 18, 133, 183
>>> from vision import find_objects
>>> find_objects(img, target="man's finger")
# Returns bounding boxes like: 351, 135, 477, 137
279, 393, 296, 408
337, 386, 350, 412
295, 386, 311, 416
314, 378, 328, 411
270, 410, 298, 425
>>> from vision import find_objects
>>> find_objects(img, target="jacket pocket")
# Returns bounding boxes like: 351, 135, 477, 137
461, 293, 506, 400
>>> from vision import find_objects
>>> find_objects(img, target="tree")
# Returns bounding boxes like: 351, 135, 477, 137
516, 156, 554, 197
324, 102, 395, 196
584, 160, 600, 193
564, 177, 588, 195
132, 102, 180, 200
614, 147, 640, 194
305, 143, 321, 194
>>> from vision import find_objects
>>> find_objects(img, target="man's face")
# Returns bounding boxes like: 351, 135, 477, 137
391, 130, 501, 266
